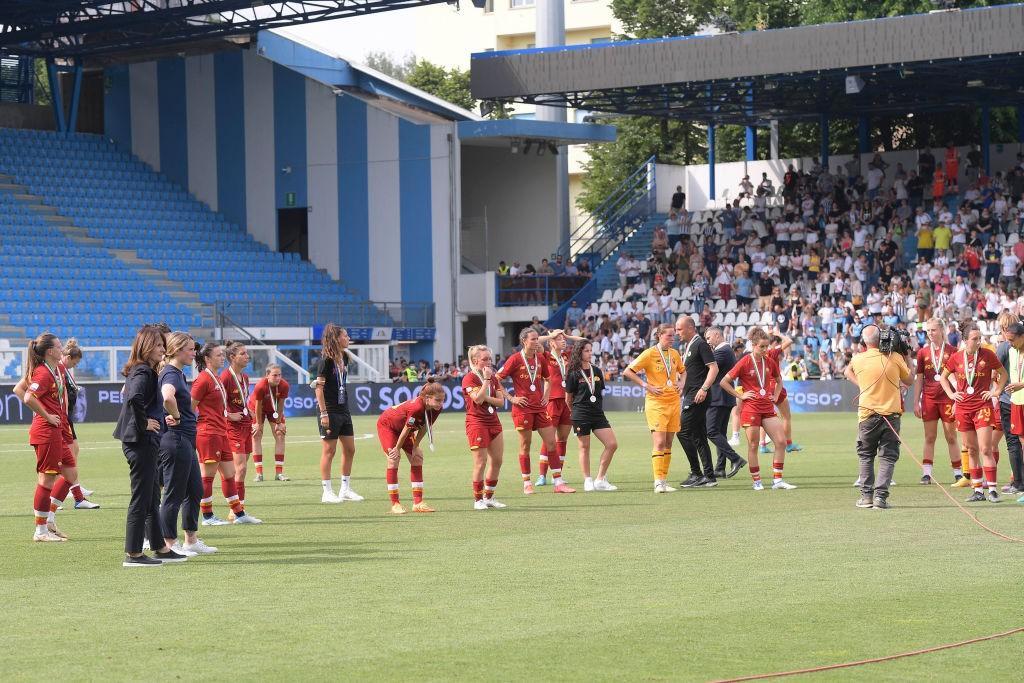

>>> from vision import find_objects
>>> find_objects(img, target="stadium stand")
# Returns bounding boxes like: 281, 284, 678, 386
0, 127, 391, 344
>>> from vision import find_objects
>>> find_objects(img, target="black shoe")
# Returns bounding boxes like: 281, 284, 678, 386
727, 458, 747, 479
872, 497, 889, 510
986, 490, 1001, 503
154, 549, 189, 563
919, 474, 932, 485
703, 477, 718, 487
954, 473, 964, 483
965, 491, 986, 503
679, 474, 703, 488
123, 554, 162, 568
713, 470, 726, 480
855, 495, 874, 508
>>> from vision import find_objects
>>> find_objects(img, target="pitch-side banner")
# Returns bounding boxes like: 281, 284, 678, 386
0, 380, 869, 426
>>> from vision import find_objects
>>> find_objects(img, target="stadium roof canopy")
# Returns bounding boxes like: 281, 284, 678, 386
469, 4, 1024, 126
0, 0, 452, 59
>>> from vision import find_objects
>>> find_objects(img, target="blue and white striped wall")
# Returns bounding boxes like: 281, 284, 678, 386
103, 48, 456, 362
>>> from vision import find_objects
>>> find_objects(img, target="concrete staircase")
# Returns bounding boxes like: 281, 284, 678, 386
0, 173, 213, 335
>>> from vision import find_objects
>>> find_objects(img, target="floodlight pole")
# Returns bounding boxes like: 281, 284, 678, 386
745, 86, 756, 161
535, 0, 569, 249
708, 123, 716, 202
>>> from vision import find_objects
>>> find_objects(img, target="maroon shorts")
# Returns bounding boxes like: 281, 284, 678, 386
196, 432, 232, 463
377, 425, 414, 455
775, 388, 788, 405
920, 396, 955, 424
33, 436, 75, 474
1010, 404, 1024, 436
955, 404, 996, 433
228, 421, 253, 454
511, 407, 552, 432
740, 404, 777, 428
466, 422, 503, 450
546, 398, 573, 427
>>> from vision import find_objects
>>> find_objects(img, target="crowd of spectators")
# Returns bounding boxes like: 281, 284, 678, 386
569, 146, 1024, 381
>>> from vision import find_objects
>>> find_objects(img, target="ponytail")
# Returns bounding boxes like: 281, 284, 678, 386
419, 375, 445, 400
195, 342, 220, 373
24, 333, 58, 380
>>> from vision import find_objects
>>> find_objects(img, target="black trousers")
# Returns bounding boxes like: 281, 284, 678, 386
707, 403, 741, 471
123, 433, 163, 554
677, 400, 714, 478
999, 401, 1023, 487
159, 430, 202, 539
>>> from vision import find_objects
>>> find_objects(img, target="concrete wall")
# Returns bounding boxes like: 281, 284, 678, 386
461, 145, 559, 269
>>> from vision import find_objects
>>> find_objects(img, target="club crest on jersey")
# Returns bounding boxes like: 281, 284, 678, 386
29, 382, 39, 391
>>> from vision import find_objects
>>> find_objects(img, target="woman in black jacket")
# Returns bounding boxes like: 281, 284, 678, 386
114, 326, 183, 567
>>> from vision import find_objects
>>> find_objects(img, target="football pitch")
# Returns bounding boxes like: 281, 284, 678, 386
1, 412, 1022, 682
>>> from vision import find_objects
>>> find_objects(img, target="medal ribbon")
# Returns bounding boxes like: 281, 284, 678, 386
929, 344, 945, 379
963, 348, 978, 393
582, 366, 597, 397
752, 354, 767, 394
46, 362, 66, 413
228, 367, 249, 411
520, 350, 538, 389
657, 344, 673, 385
206, 368, 228, 414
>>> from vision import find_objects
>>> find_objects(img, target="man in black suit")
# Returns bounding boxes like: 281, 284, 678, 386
675, 316, 719, 488
704, 327, 746, 479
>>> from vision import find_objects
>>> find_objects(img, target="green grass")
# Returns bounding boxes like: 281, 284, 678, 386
1, 412, 1023, 682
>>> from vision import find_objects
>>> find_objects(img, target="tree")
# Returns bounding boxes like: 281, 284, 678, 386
406, 60, 476, 112
363, 51, 417, 81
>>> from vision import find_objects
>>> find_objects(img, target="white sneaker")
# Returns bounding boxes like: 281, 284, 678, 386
753, 480, 764, 491
583, 478, 595, 492
728, 434, 741, 447
474, 499, 489, 510
74, 499, 100, 509
81, 486, 95, 497
654, 481, 666, 493
661, 484, 677, 492
142, 539, 151, 551
275, 473, 290, 481
321, 490, 342, 504
484, 498, 507, 509
890, 480, 897, 487
182, 539, 217, 554
853, 478, 864, 487
33, 531, 65, 542
772, 479, 797, 490
594, 479, 618, 491
254, 473, 264, 482
170, 541, 198, 557
234, 513, 262, 524
201, 515, 229, 526
340, 488, 364, 502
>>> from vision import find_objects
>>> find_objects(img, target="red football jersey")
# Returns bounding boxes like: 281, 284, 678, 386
27, 363, 71, 444
545, 350, 570, 399
725, 353, 780, 412
462, 371, 501, 425
944, 347, 1001, 412
219, 368, 251, 418
249, 377, 289, 421
191, 368, 229, 433
916, 343, 957, 401
496, 351, 550, 414
378, 396, 439, 435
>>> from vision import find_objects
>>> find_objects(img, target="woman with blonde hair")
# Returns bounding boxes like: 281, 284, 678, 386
159, 332, 216, 556
462, 345, 507, 510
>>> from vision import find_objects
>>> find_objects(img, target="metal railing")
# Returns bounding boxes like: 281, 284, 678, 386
557, 155, 656, 269
215, 301, 435, 329
495, 275, 592, 308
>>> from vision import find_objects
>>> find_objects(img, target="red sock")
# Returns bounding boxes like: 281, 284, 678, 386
538, 445, 549, 476
386, 468, 400, 504
51, 475, 71, 503
484, 479, 498, 499
519, 453, 531, 481
923, 458, 933, 466
772, 461, 784, 481
983, 466, 998, 490
549, 445, 562, 477
33, 485, 51, 524
970, 467, 984, 489
201, 476, 215, 515
410, 465, 424, 504
786, 439, 792, 446
473, 480, 484, 501
69, 483, 85, 502
275, 453, 285, 475
235, 481, 245, 505
750, 466, 761, 482
253, 453, 264, 475
951, 458, 962, 470
220, 477, 235, 500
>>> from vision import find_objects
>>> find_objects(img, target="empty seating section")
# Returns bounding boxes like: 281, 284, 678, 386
0, 187, 199, 346
0, 128, 390, 335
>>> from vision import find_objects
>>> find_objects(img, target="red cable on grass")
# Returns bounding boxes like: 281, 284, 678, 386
711, 627, 1024, 682
712, 413, 1024, 682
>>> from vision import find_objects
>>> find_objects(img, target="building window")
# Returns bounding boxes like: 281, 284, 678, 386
510, 0, 534, 8
590, 37, 612, 43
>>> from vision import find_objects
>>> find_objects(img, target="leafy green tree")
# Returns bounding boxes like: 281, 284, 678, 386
406, 60, 476, 112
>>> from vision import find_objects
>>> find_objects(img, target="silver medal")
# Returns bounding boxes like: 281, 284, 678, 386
589, 395, 597, 403
272, 411, 279, 419
759, 389, 766, 396
933, 374, 941, 382
561, 380, 566, 388
242, 408, 249, 417
967, 386, 975, 395
530, 384, 536, 392
487, 406, 495, 414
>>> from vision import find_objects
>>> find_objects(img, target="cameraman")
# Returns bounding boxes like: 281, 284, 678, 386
844, 325, 912, 510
